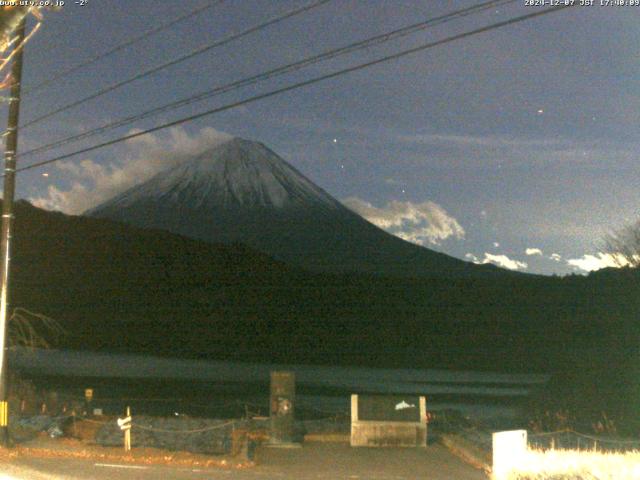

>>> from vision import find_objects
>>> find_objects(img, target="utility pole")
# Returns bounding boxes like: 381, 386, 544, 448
0, 17, 26, 447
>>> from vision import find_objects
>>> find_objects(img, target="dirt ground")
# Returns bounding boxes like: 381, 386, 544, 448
0, 438, 488, 479
251, 442, 488, 480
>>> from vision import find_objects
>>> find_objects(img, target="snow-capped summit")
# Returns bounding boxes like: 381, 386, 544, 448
87, 137, 502, 277
94, 137, 341, 212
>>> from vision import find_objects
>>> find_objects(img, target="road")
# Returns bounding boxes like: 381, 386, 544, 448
0, 443, 488, 479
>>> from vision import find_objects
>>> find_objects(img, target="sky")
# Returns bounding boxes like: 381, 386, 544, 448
5, 0, 640, 275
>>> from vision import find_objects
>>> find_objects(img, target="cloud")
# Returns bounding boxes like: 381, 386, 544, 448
525, 248, 543, 256
550, 253, 562, 262
384, 177, 403, 185
566, 253, 630, 272
466, 252, 528, 271
396, 133, 570, 149
480, 253, 528, 271
343, 197, 464, 246
31, 127, 233, 214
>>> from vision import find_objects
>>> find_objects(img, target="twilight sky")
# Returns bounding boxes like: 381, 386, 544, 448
7, 0, 640, 275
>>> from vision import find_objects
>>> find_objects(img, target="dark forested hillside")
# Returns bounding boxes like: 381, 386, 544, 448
8, 200, 640, 384
9, 200, 640, 424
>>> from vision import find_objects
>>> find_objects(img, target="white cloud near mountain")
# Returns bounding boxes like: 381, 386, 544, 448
465, 252, 527, 271
480, 253, 527, 271
31, 127, 232, 214
566, 253, 630, 272
343, 197, 465, 246
526, 248, 543, 256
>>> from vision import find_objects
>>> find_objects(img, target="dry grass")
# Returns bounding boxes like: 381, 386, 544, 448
507, 448, 640, 480
0, 437, 254, 470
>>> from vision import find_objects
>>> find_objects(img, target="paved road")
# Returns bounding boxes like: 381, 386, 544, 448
1, 444, 488, 479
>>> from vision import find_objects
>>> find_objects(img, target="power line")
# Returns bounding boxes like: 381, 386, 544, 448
19, 0, 333, 130
15, 5, 574, 175
19, 0, 517, 159
23, 1, 224, 96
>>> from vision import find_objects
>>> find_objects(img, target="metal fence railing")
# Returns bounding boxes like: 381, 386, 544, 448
529, 429, 640, 452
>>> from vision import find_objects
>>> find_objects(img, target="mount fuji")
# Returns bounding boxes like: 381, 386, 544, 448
86, 137, 502, 277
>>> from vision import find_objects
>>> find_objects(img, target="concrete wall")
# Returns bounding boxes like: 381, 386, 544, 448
350, 394, 427, 447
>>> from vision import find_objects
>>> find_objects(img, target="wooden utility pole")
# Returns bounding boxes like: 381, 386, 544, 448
0, 17, 26, 446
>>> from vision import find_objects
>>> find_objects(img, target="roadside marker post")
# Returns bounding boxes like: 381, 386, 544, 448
117, 406, 132, 452
84, 388, 93, 416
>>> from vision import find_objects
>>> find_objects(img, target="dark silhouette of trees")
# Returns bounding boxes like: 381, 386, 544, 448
603, 220, 640, 267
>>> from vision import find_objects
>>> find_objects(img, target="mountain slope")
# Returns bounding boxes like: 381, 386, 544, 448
4, 199, 639, 381
86, 137, 503, 277
9, 201, 640, 433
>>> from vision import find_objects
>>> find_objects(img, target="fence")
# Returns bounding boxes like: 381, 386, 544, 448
13, 393, 353, 456
529, 429, 640, 452
34, 390, 354, 419
492, 429, 640, 480
95, 415, 243, 455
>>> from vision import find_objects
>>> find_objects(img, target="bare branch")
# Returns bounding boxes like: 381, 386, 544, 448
602, 219, 640, 268
8, 307, 66, 350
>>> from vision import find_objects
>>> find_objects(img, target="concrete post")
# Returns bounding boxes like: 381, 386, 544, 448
492, 429, 527, 479
268, 371, 298, 447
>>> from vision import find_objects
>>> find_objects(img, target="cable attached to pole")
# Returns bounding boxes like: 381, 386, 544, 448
18, 0, 517, 159
19, 0, 333, 131
23, 0, 225, 96
14, 5, 575, 175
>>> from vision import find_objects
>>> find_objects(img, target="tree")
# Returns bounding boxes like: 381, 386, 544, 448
602, 220, 640, 268
8, 308, 65, 350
